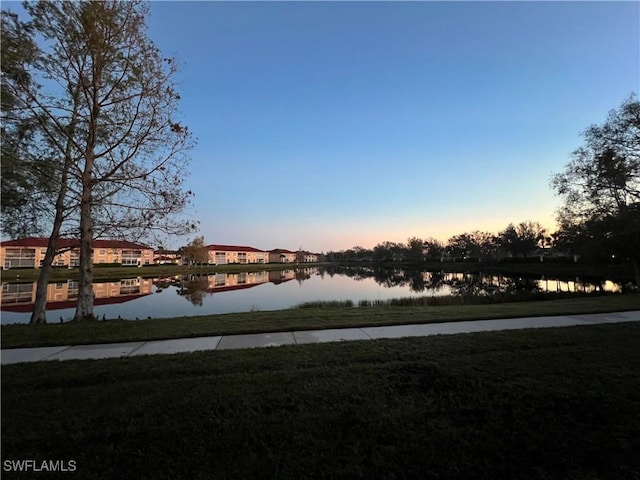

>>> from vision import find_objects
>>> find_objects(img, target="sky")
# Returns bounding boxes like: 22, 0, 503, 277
5, 1, 640, 252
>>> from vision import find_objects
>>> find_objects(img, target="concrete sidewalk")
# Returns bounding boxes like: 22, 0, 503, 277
2, 310, 639, 365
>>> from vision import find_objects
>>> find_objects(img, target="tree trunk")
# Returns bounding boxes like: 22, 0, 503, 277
31, 145, 74, 323
74, 189, 95, 321
30, 240, 57, 324
632, 257, 640, 288
74, 63, 99, 322
30, 87, 79, 324
74, 143, 96, 321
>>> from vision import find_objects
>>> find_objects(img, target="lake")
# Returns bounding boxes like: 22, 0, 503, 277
0, 266, 624, 324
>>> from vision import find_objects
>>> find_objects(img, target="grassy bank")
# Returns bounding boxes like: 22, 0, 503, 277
1, 260, 635, 283
2, 323, 639, 479
0, 262, 326, 283
2, 293, 638, 349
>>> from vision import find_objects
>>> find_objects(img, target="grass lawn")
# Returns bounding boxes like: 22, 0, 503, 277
1, 260, 635, 283
2, 322, 639, 479
2, 293, 639, 349
0, 262, 326, 283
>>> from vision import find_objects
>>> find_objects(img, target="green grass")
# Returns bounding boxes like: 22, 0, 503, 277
0, 262, 325, 283
1, 260, 635, 283
2, 293, 639, 349
2, 323, 639, 479
353, 290, 623, 307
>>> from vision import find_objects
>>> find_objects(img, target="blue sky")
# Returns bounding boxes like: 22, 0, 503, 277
6, 1, 640, 252
142, 1, 638, 252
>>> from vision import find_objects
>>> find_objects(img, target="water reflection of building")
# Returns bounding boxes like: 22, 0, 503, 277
269, 269, 297, 284
0, 277, 153, 312
207, 271, 271, 291
188, 270, 298, 291
164, 270, 305, 303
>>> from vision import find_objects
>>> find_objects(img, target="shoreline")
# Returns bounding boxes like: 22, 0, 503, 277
0, 260, 635, 283
2, 292, 638, 349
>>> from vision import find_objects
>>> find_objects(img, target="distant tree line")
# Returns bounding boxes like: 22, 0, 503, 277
325, 220, 549, 264
326, 94, 640, 286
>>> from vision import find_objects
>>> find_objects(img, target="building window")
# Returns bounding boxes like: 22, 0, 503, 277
99, 250, 106, 255
4, 247, 36, 268
121, 249, 142, 266
70, 252, 80, 267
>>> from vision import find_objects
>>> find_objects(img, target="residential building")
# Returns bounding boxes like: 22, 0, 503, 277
269, 249, 297, 263
153, 249, 183, 265
0, 238, 154, 269
206, 244, 268, 265
296, 251, 321, 263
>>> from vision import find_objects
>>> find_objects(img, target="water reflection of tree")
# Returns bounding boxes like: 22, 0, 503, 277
321, 266, 551, 296
295, 269, 312, 285
433, 272, 544, 297
176, 276, 209, 307
417, 271, 447, 293
373, 268, 407, 289
406, 269, 427, 292
322, 265, 374, 281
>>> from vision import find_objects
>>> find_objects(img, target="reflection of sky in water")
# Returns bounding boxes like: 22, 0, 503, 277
0, 272, 622, 324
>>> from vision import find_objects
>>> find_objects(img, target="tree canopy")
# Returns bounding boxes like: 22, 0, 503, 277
552, 94, 639, 224
183, 236, 209, 266
551, 94, 640, 284
2, 1, 197, 321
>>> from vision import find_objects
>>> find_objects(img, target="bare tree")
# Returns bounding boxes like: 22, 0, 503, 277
2, 10, 82, 323
5, 1, 197, 322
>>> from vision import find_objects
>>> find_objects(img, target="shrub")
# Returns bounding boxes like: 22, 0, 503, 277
296, 300, 354, 309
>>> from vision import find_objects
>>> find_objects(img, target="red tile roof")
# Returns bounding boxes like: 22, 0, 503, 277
0, 237, 152, 250
206, 244, 266, 253
270, 248, 296, 254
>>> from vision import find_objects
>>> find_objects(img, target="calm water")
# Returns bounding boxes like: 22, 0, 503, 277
0, 266, 624, 324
